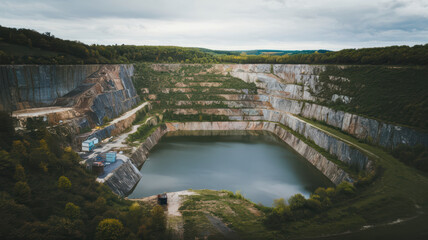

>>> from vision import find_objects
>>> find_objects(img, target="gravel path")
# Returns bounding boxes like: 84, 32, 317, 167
167, 190, 198, 216
12, 106, 74, 117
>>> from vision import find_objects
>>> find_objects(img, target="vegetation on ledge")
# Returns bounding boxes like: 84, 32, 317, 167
315, 65, 428, 130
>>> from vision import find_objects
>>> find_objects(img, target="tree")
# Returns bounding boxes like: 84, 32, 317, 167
288, 194, 306, 210
14, 164, 26, 181
150, 205, 166, 233
96, 218, 124, 240
0, 150, 15, 177
65, 202, 80, 219
11, 140, 28, 163
14, 181, 31, 203
58, 176, 72, 190
0, 111, 15, 151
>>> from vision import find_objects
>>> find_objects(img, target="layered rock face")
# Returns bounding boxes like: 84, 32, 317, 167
130, 124, 168, 167
82, 65, 139, 124
206, 64, 428, 149
102, 159, 142, 196
299, 103, 428, 149
151, 63, 427, 149
0, 65, 100, 111
263, 110, 372, 171
2, 64, 140, 128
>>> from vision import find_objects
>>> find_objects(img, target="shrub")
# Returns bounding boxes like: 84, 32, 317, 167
235, 190, 244, 200
58, 176, 72, 190
102, 116, 110, 125
392, 144, 428, 172
336, 182, 356, 197
96, 218, 124, 240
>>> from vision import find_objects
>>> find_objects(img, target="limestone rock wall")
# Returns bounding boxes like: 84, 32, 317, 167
90, 65, 140, 124
207, 64, 428, 149
130, 124, 168, 167
299, 102, 428, 149
0, 65, 101, 111
263, 110, 372, 171
1, 64, 140, 128
102, 160, 142, 196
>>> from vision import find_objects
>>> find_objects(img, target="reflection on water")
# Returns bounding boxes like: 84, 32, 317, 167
128, 131, 332, 206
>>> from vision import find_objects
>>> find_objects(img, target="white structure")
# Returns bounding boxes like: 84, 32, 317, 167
82, 137, 98, 152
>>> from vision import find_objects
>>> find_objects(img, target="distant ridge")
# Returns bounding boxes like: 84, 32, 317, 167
0, 25, 426, 65
198, 48, 331, 56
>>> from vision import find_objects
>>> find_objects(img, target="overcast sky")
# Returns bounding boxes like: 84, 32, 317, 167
1, 0, 427, 50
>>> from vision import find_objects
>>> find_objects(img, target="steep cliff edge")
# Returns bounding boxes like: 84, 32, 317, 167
3, 64, 140, 129
0, 65, 101, 111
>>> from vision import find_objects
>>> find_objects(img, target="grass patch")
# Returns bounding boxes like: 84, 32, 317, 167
315, 65, 428, 130
179, 190, 277, 240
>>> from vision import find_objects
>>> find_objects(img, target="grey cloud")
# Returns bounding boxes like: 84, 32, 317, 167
0, 0, 427, 50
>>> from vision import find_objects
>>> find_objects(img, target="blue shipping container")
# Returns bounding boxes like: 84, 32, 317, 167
106, 152, 116, 163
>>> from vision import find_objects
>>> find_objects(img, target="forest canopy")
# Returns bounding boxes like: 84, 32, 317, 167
0, 25, 427, 65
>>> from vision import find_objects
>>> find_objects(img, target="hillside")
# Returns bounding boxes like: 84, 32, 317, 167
1, 26, 427, 65
0, 112, 169, 240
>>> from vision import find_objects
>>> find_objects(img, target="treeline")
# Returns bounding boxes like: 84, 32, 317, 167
0, 26, 216, 64
0, 112, 169, 240
217, 45, 428, 65
1, 25, 427, 65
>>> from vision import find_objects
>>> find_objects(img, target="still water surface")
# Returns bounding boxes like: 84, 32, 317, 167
128, 131, 332, 206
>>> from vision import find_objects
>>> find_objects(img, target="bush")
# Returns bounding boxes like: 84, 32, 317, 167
336, 182, 356, 197
58, 176, 72, 190
102, 116, 111, 125
96, 218, 124, 240
392, 144, 428, 172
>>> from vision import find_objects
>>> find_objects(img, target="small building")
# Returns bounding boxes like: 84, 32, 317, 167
157, 193, 168, 205
89, 137, 99, 145
92, 161, 104, 175
106, 151, 117, 163
82, 139, 95, 152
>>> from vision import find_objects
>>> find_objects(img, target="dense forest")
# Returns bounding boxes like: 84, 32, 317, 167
0, 112, 169, 240
1, 26, 427, 65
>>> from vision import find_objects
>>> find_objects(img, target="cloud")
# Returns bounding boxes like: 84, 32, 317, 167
0, 0, 427, 50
